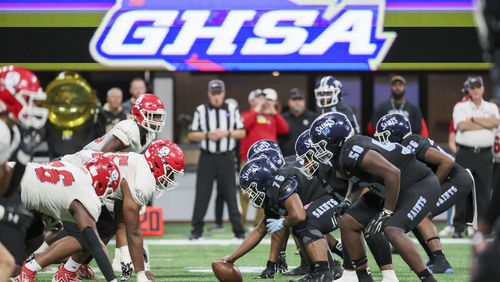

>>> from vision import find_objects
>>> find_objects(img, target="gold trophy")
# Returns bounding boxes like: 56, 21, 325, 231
43, 72, 98, 139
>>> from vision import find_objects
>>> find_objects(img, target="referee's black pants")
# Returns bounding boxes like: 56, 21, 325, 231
191, 151, 244, 237
453, 146, 493, 234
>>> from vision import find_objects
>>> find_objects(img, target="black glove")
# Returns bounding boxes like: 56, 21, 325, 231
276, 251, 288, 273
333, 199, 352, 218
16, 127, 45, 164
259, 261, 276, 279
366, 209, 393, 237
120, 262, 133, 281
0, 202, 33, 229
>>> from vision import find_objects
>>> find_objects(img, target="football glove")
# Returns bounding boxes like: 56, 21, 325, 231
266, 218, 284, 234
366, 209, 393, 237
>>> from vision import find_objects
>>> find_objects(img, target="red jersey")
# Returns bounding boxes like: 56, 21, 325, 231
240, 110, 289, 161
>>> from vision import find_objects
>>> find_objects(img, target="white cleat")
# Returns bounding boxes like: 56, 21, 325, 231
438, 225, 454, 237
381, 269, 399, 282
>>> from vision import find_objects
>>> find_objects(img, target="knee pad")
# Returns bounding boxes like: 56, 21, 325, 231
292, 222, 323, 246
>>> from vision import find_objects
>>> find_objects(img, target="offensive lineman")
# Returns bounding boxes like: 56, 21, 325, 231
309, 112, 440, 282
375, 113, 474, 273
295, 130, 398, 282
221, 152, 344, 282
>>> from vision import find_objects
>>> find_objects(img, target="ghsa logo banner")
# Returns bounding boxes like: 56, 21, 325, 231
90, 0, 396, 71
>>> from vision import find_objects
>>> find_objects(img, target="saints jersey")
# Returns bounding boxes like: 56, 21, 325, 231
0, 120, 19, 164
62, 150, 156, 207
264, 156, 328, 218
401, 134, 455, 173
337, 135, 431, 198
20, 160, 101, 222
84, 119, 155, 154
316, 163, 349, 196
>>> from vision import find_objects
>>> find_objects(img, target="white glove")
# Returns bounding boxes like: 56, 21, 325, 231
136, 271, 151, 282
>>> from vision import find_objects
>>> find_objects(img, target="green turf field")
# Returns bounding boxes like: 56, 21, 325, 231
35, 223, 472, 282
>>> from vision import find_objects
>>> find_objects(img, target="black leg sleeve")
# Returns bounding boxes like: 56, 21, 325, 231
364, 232, 392, 267
412, 229, 433, 260
5, 162, 26, 197
82, 227, 116, 282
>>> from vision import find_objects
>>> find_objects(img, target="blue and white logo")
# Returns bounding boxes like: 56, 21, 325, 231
90, 0, 396, 71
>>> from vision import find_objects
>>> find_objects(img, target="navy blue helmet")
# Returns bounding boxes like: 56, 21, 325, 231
250, 148, 285, 168
239, 157, 277, 208
375, 113, 412, 144
309, 112, 354, 165
247, 139, 281, 160
315, 76, 343, 108
295, 130, 319, 178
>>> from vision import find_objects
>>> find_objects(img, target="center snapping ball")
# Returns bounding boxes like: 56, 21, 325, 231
211, 260, 242, 282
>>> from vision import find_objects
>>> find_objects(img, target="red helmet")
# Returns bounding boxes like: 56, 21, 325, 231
144, 140, 185, 198
84, 156, 121, 199
131, 94, 166, 133
0, 65, 48, 129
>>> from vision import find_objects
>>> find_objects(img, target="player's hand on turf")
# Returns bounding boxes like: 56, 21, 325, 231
259, 261, 276, 279
0, 201, 33, 229
120, 262, 133, 281
366, 209, 393, 237
276, 251, 288, 273
333, 199, 352, 218
136, 270, 152, 282
266, 218, 284, 234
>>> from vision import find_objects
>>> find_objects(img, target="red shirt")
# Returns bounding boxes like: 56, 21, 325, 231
240, 110, 289, 161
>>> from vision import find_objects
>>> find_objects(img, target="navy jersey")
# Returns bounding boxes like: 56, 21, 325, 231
324, 102, 361, 134
401, 134, 455, 173
263, 156, 327, 219
337, 135, 431, 198
316, 163, 349, 196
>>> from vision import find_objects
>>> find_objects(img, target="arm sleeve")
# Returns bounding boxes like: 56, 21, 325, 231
233, 107, 245, 130
5, 162, 26, 197
82, 227, 117, 281
274, 113, 289, 135
189, 108, 202, 132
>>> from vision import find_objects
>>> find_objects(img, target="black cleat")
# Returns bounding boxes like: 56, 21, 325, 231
330, 259, 343, 280
259, 267, 275, 279
290, 270, 333, 282
283, 265, 309, 276
429, 257, 453, 274
277, 251, 288, 273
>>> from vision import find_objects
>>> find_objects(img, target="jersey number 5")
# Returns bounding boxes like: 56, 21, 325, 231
35, 167, 75, 186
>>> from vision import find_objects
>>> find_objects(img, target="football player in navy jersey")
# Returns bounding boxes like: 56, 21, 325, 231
221, 155, 345, 282
309, 112, 440, 282
375, 113, 474, 273
296, 130, 398, 282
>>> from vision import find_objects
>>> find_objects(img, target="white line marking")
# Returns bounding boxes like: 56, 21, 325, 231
106, 238, 472, 246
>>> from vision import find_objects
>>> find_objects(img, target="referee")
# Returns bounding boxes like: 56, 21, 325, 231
452, 75, 500, 238
188, 80, 246, 240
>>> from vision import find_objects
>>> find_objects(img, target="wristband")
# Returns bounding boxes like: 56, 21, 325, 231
382, 208, 394, 215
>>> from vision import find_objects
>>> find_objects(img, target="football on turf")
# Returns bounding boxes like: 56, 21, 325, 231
211, 260, 242, 282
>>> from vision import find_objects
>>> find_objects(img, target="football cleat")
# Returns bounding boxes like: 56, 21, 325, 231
52, 267, 81, 282
14, 265, 37, 282
120, 262, 133, 281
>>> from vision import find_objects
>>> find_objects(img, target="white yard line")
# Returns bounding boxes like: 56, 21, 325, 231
105, 238, 472, 246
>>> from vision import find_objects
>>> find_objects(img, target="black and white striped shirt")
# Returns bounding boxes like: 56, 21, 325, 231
189, 101, 244, 153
